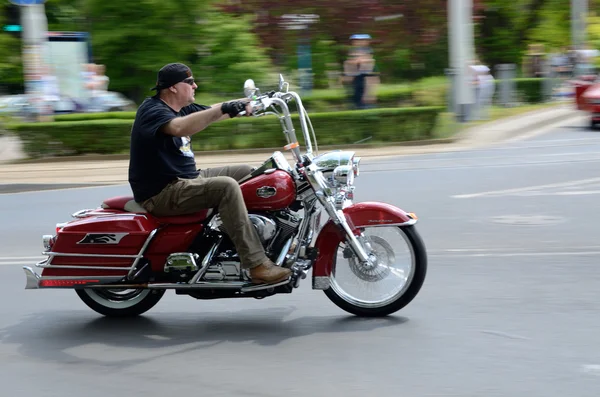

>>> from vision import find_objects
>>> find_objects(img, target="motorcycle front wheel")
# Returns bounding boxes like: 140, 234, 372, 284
76, 288, 165, 317
324, 225, 427, 317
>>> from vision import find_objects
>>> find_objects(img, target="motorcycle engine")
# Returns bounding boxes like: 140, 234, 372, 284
203, 212, 300, 282
249, 214, 277, 245
248, 212, 300, 251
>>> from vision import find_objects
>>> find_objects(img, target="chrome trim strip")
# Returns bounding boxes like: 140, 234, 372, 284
312, 276, 330, 290
42, 252, 139, 259
35, 258, 50, 268
36, 264, 131, 271
127, 229, 159, 279
23, 267, 40, 289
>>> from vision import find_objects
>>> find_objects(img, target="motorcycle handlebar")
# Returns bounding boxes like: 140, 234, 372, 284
233, 86, 313, 162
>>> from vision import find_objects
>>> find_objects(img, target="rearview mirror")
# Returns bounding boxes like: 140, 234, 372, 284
244, 79, 257, 98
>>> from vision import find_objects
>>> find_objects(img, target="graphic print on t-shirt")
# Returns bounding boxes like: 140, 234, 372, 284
179, 136, 194, 158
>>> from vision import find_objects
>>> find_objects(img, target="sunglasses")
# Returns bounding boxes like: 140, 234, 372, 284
182, 77, 195, 86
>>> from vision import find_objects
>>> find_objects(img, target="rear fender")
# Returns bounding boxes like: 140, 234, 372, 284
311, 201, 417, 289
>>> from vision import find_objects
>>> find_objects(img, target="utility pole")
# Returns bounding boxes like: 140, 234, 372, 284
571, 0, 588, 50
13, 0, 50, 118
448, 0, 475, 122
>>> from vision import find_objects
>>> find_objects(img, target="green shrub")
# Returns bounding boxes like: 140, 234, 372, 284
54, 112, 137, 122
8, 107, 444, 158
514, 78, 545, 103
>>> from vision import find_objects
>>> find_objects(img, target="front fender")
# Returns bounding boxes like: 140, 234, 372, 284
311, 201, 417, 289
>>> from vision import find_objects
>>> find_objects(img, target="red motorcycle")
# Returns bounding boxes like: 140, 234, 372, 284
22, 75, 427, 317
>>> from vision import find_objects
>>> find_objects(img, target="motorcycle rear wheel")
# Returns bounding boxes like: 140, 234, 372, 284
76, 288, 165, 317
324, 225, 427, 317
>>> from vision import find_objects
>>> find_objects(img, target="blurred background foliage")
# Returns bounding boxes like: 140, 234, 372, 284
0, 0, 599, 102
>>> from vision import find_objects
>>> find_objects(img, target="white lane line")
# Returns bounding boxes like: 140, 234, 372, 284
0, 257, 44, 266
0, 256, 45, 260
445, 246, 600, 252
428, 251, 600, 258
582, 365, 600, 376
452, 177, 600, 199
0, 184, 128, 196
365, 157, 600, 174
0, 262, 42, 266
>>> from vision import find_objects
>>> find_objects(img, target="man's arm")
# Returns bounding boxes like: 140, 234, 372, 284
163, 104, 225, 137
163, 100, 251, 137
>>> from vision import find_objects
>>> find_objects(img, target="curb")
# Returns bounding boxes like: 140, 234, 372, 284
499, 107, 582, 142
454, 104, 581, 144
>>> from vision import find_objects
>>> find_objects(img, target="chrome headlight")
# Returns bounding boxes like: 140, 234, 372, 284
333, 165, 354, 186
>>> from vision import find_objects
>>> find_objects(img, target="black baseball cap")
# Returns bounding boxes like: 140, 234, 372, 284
150, 63, 193, 91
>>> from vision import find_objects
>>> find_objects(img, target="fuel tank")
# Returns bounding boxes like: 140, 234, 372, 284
241, 170, 296, 211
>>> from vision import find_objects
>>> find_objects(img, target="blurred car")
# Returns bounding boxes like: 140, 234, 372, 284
0, 94, 33, 120
574, 78, 600, 129
87, 91, 137, 112
0, 94, 85, 121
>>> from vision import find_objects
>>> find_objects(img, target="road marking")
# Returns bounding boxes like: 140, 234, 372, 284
0, 261, 43, 266
429, 251, 600, 257
0, 184, 128, 196
366, 157, 600, 174
582, 365, 600, 376
0, 256, 46, 260
481, 330, 530, 340
0, 257, 44, 266
452, 177, 600, 199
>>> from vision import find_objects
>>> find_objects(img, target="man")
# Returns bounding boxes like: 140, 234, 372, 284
128, 62, 291, 285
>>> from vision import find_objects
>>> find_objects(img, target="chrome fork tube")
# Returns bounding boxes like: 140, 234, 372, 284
334, 208, 371, 263
275, 238, 293, 266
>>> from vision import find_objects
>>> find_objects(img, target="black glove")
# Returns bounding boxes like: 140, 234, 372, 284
221, 101, 247, 118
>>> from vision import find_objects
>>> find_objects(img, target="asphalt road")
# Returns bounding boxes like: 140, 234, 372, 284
1, 117, 600, 396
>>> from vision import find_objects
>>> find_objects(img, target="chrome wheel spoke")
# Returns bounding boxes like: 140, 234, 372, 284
330, 226, 415, 308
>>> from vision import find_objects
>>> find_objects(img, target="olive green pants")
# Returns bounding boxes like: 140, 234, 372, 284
141, 165, 267, 269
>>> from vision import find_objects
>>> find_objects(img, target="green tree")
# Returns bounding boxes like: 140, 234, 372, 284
192, 12, 275, 95
81, 0, 273, 102
588, 14, 600, 68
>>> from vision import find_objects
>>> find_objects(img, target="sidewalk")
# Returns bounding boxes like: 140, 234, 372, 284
0, 103, 584, 185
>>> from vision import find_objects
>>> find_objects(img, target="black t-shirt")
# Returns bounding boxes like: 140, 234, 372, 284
128, 96, 210, 202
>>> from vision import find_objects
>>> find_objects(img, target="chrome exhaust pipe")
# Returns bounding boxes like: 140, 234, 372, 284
86, 279, 292, 292
23, 267, 40, 289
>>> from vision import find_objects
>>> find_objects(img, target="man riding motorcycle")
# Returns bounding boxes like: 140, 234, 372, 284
128, 62, 292, 285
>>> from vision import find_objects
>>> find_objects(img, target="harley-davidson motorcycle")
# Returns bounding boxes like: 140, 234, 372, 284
22, 75, 427, 318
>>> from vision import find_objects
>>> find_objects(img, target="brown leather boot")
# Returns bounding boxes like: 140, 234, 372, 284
249, 260, 292, 284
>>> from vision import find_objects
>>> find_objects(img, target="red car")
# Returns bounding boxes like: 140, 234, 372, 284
573, 65, 600, 129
